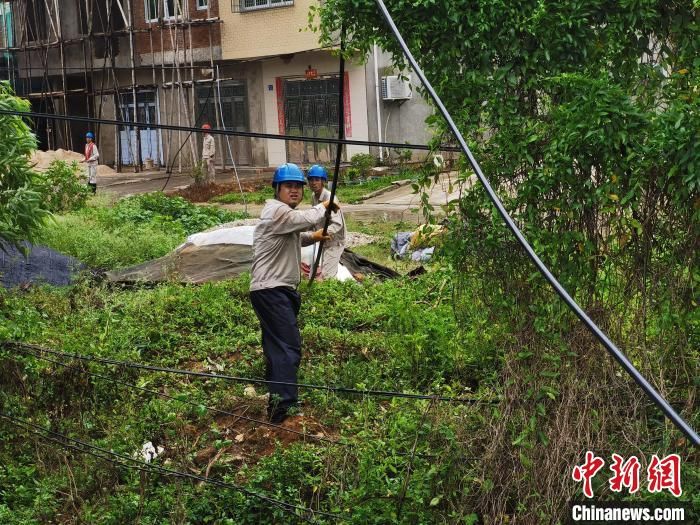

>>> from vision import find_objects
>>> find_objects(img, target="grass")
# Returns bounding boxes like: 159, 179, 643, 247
212, 173, 414, 205
0, 195, 481, 522
0, 193, 697, 524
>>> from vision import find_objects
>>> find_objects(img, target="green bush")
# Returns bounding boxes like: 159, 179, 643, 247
37, 160, 90, 213
345, 153, 377, 182
111, 192, 245, 235
0, 81, 49, 246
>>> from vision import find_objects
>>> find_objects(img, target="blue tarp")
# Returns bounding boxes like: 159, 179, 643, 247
0, 241, 85, 288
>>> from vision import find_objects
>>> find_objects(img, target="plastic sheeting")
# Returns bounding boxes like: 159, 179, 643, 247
106, 225, 385, 284
0, 241, 85, 288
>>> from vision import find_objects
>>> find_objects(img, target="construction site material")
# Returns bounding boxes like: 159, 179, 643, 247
28, 149, 118, 176
106, 224, 395, 285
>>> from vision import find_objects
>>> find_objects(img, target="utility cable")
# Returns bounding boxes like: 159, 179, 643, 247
373, 0, 699, 446
0, 412, 339, 522
4, 342, 492, 404
0, 108, 461, 152
8, 348, 348, 447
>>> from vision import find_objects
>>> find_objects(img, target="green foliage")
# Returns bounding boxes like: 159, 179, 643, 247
112, 192, 245, 235
315, 1, 700, 521
212, 185, 274, 205
345, 153, 377, 181
32, 193, 246, 269
0, 81, 50, 247
213, 173, 415, 205
191, 159, 207, 185
37, 160, 90, 213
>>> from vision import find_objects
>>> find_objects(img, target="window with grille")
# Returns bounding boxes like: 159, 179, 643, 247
197, 0, 208, 10
233, 0, 294, 13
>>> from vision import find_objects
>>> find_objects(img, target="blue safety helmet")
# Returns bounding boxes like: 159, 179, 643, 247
307, 164, 328, 181
272, 163, 306, 187
86, 131, 95, 139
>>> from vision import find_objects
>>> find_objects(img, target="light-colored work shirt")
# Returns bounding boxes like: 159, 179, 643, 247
202, 134, 215, 159
312, 188, 345, 247
84, 143, 99, 166
250, 199, 327, 291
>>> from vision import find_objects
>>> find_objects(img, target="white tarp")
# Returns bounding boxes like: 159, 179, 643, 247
107, 225, 356, 284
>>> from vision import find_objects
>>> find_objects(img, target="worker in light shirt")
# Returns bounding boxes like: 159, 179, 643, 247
201, 123, 216, 182
83, 131, 99, 193
249, 163, 340, 424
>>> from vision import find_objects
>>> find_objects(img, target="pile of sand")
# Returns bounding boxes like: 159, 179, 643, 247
28, 149, 117, 176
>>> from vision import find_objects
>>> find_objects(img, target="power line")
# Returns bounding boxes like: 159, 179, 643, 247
373, 0, 700, 447
0, 108, 461, 152
9, 348, 348, 447
0, 411, 339, 522
4, 342, 491, 403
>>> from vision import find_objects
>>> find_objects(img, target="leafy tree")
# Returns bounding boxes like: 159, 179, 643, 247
314, 1, 699, 520
0, 82, 49, 247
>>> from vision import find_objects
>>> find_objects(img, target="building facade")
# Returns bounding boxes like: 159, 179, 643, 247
0, 0, 433, 172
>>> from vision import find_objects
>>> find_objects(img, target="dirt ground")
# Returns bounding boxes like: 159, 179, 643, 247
98, 169, 467, 222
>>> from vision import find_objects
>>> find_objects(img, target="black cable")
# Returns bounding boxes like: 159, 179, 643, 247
10, 348, 348, 447
373, 0, 700, 446
0, 108, 461, 152
0, 412, 338, 522
309, 27, 346, 285
6, 350, 467, 460
4, 342, 493, 403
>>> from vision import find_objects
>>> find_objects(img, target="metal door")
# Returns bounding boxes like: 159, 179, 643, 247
197, 82, 251, 166
284, 77, 343, 164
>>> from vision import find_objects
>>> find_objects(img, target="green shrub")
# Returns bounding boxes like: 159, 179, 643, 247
0, 81, 49, 246
345, 153, 377, 182
38, 160, 90, 213
111, 192, 245, 235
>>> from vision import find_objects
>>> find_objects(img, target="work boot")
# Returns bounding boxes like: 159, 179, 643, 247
268, 407, 289, 425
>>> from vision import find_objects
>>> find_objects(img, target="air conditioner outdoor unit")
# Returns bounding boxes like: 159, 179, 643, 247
381, 75, 412, 101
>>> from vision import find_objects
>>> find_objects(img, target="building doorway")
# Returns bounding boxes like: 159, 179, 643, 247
118, 90, 162, 166
196, 81, 251, 166
284, 76, 345, 164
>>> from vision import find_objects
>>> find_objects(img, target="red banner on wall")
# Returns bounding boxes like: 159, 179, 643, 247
276, 77, 285, 135
344, 72, 352, 137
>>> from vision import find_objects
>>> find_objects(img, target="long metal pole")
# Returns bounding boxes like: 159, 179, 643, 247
309, 28, 346, 284
373, 0, 699, 446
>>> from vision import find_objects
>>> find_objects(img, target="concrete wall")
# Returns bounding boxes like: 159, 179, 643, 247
364, 47, 433, 163
220, 0, 320, 60
261, 50, 369, 167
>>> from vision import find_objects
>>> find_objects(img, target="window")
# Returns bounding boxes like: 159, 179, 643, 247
0, 2, 13, 48
146, 0, 183, 22
235, 0, 294, 13
197, 0, 208, 10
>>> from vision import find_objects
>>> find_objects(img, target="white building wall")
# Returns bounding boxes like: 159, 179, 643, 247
261, 50, 369, 167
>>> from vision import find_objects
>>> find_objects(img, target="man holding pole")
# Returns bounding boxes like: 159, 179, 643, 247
249, 163, 339, 424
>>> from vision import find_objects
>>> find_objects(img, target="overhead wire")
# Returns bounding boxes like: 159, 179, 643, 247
4, 341, 493, 404
0, 108, 461, 152
6, 347, 349, 447
372, 0, 699, 447
0, 411, 340, 522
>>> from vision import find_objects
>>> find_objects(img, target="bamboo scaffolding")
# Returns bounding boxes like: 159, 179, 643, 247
5, 0, 221, 172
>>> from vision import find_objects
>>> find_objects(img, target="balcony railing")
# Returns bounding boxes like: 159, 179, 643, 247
232, 0, 294, 13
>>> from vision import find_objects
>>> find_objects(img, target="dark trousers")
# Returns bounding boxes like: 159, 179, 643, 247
249, 287, 302, 414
